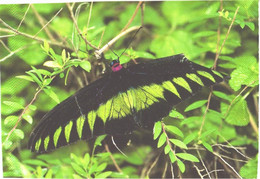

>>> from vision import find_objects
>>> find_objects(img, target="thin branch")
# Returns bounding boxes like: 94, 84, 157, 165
198, 87, 213, 137
196, 148, 212, 179
213, 0, 223, 70
146, 151, 161, 177
162, 161, 168, 179
95, 26, 141, 58
0, 19, 71, 49
3, 88, 43, 146
120, 1, 143, 32
104, 143, 123, 173
31, 5, 62, 41
0, 45, 27, 62
213, 6, 240, 69
66, 3, 98, 50
214, 152, 242, 178
17, 4, 31, 31
193, 164, 204, 178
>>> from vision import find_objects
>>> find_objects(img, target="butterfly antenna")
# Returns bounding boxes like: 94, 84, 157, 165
119, 26, 143, 58
107, 43, 120, 60
111, 136, 128, 158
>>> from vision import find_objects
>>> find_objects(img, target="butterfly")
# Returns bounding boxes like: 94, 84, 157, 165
28, 54, 225, 153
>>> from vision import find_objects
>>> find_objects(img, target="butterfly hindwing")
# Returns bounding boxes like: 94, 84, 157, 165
28, 54, 225, 153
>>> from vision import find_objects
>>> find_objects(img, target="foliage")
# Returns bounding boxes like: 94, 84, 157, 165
1, 1, 258, 178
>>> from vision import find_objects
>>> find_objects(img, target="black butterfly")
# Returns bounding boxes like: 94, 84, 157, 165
28, 54, 225, 153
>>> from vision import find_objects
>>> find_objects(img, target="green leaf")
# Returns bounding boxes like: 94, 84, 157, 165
164, 145, 171, 154
2, 77, 30, 95
169, 110, 184, 119
199, 129, 217, 140
183, 132, 198, 145
79, 60, 91, 72
169, 139, 187, 149
43, 61, 61, 68
45, 169, 53, 178
157, 133, 167, 148
177, 159, 185, 173
4, 115, 19, 127
95, 163, 107, 172
43, 88, 60, 104
153, 121, 162, 140
23, 159, 48, 167
95, 171, 112, 178
71, 162, 86, 177
94, 135, 106, 146
16, 75, 34, 82
176, 153, 199, 162
22, 114, 33, 124
223, 97, 250, 126
168, 151, 176, 163
184, 100, 208, 112
213, 91, 233, 101
3, 101, 24, 110
165, 125, 184, 138
202, 141, 213, 152
229, 56, 258, 91
83, 153, 90, 170
239, 155, 257, 179
13, 129, 24, 139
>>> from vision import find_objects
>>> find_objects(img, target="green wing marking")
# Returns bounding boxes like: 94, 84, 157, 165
44, 136, 50, 151
76, 116, 85, 139
173, 77, 192, 93
64, 121, 73, 143
212, 70, 223, 78
186, 73, 204, 86
53, 126, 62, 147
88, 111, 96, 134
35, 138, 41, 151
197, 71, 215, 82
162, 81, 181, 99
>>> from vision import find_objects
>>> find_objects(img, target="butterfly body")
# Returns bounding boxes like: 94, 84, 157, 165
29, 54, 225, 153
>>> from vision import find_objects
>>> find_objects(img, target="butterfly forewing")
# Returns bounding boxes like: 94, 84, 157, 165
28, 54, 225, 153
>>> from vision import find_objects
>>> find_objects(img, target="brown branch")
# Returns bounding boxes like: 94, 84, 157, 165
121, 1, 144, 32
95, 26, 141, 58
3, 88, 43, 146
198, 87, 213, 137
17, 4, 31, 31
0, 19, 71, 50
213, 6, 240, 69
31, 4, 60, 41
213, 0, 223, 70
104, 143, 123, 173
66, 3, 98, 50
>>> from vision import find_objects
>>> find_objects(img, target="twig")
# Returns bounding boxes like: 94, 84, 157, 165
32, 5, 62, 41
170, 162, 174, 179
0, 19, 71, 49
3, 88, 43, 146
198, 87, 213, 137
86, 2, 93, 36
66, 3, 98, 50
196, 148, 212, 179
104, 143, 123, 173
162, 161, 168, 179
0, 45, 27, 62
214, 152, 242, 178
146, 151, 161, 177
193, 164, 204, 178
213, 0, 223, 70
121, 1, 143, 32
17, 4, 31, 31
95, 26, 141, 58
224, 80, 256, 117
248, 109, 259, 137
213, 6, 240, 69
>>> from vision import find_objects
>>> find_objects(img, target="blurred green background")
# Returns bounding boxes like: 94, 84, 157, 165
1, 1, 258, 178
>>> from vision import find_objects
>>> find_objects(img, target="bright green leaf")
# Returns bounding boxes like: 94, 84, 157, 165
157, 133, 167, 148
169, 139, 187, 149
176, 153, 199, 162
153, 121, 162, 140
185, 100, 208, 112
165, 125, 184, 138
